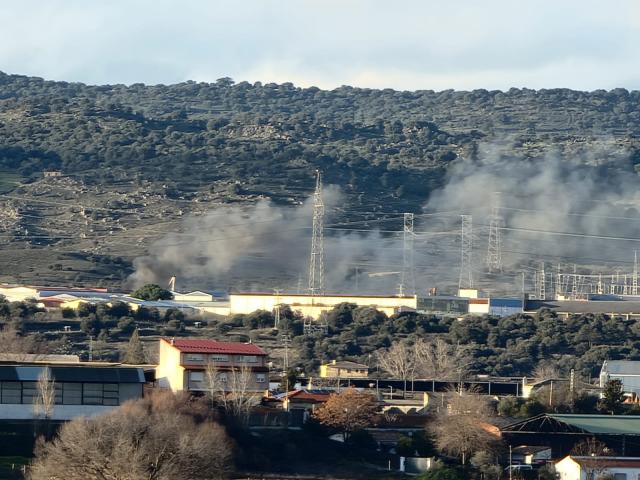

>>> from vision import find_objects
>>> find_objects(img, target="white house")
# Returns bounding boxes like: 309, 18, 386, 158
600, 360, 640, 397
555, 455, 640, 480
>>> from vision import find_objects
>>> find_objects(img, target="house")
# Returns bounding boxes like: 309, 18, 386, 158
555, 455, 640, 480
511, 445, 552, 465
268, 389, 332, 413
0, 361, 146, 420
600, 360, 640, 397
502, 414, 640, 458
320, 360, 369, 378
155, 338, 269, 393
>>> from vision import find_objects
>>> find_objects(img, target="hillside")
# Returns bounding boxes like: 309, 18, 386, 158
0, 72, 639, 290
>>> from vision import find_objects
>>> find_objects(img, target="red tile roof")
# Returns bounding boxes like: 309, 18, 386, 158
164, 338, 266, 355
286, 390, 332, 403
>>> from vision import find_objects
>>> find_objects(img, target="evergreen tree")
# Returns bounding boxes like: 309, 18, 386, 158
598, 379, 625, 415
123, 329, 146, 364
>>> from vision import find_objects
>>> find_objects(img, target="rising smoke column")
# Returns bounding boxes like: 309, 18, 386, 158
423, 141, 640, 288
129, 187, 404, 292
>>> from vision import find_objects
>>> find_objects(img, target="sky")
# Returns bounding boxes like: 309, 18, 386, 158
0, 0, 639, 91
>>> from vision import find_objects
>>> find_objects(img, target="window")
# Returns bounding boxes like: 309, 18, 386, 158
186, 354, 204, 362
83, 384, 104, 405
21, 382, 37, 404
218, 373, 228, 383
210, 354, 229, 362
240, 355, 257, 363
613, 474, 627, 480
256, 374, 266, 383
189, 371, 204, 389
103, 384, 119, 406
62, 383, 82, 405
1, 382, 21, 404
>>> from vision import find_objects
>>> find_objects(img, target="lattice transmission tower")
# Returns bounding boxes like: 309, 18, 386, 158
401, 213, 415, 295
486, 192, 504, 273
458, 215, 474, 289
308, 170, 325, 296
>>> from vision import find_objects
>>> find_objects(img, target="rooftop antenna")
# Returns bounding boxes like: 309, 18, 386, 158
308, 170, 325, 296
458, 215, 473, 289
486, 192, 503, 273
401, 213, 415, 295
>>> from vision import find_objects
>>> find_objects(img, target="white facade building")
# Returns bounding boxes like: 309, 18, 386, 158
555, 455, 640, 480
600, 360, 640, 396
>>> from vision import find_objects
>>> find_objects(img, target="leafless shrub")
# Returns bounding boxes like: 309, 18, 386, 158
29, 390, 232, 480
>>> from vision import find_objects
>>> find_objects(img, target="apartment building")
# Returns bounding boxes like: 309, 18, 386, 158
156, 338, 268, 393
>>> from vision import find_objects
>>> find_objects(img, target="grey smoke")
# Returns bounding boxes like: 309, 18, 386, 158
131, 142, 640, 296
129, 186, 406, 293
424, 141, 640, 295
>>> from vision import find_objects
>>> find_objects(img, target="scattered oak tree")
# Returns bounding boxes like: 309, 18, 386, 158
131, 284, 173, 301
29, 391, 232, 480
314, 388, 378, 442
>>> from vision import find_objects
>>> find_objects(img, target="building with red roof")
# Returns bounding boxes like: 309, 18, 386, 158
156, 338, 268, 393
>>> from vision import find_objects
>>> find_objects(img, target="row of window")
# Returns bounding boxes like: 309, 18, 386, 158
0, 381, 120, 406
188, 371, 266, 387
184, 354, 259, 363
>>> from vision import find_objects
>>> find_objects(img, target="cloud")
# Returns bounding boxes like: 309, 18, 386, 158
0, 0, 638, 90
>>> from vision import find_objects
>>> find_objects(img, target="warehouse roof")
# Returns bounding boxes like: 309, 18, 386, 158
602, 360, 640, 376
503, 414, 640, 435
0, 365, 145, 383
526, 300, 640, 314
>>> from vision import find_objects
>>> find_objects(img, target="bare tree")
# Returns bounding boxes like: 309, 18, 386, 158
0, 328, 48, 361
570, 437, 613, 480
533, 362, 561, 382
33, 367, 56, 420
377, 338, 470, 381
429, 388, 500, 464
205, 361, 260, 425
413, 338, 471, 380
29, 391, 232, 480
376, 341, 415, 380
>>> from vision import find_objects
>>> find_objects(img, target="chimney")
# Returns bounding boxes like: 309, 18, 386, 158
170, 337, 175, 345
332, 359, 336, 365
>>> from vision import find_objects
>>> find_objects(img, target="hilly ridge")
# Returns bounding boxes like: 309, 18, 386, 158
0, 71, 639, 288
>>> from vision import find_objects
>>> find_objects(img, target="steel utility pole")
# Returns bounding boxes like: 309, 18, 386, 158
458, 215, 473, 290
308, 170, 325, 296
401, 213, 415, 295
486, 192, 503, 273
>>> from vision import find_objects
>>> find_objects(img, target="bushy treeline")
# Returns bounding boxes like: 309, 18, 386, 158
270, 303, 640, 379
2, 72, 640, 216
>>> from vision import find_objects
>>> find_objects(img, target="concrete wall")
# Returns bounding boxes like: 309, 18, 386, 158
229, 294, 417, 319
0, 404, 119, 421
156, 340, 185, 391
0, 286, 38, 302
